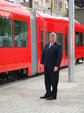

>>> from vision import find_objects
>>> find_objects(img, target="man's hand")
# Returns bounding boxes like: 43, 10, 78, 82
40, 64, 43, 70
54, 66, 58, 72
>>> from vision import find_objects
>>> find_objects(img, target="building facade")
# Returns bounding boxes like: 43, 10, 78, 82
75, 8, 84, 24
5, 0, 68, 17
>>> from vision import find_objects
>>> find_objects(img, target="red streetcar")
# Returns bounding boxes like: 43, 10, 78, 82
35, 11, 84, 73
0, 0, 84, 83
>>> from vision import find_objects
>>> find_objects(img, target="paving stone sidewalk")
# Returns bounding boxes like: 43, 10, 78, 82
0, 62, 84, 113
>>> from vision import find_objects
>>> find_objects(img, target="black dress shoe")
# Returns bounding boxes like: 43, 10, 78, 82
40, 95, 49, 99
46, 96, 56, 100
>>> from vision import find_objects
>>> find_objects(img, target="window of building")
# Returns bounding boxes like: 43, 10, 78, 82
0, 17, 13, 47
76, 32, 79, 46
34, 0, 38, 2
46, 0, 50, 2
14, 20, 28, 47
58, 33, 64, 51
41, 31, 44, 54
80, 32, 83, 46
54, 0, 58, 10
58, 1, 62, 11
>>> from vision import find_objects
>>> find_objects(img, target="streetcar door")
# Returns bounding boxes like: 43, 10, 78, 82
40, 26, 49, 55
39, 26, 49, 71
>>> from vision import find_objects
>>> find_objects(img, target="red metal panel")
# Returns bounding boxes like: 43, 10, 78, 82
0, 1, 32, 76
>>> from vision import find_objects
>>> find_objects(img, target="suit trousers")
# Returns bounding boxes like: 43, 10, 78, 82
44, 69, 59, 98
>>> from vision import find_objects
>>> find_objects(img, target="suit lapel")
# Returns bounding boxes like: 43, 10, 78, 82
47, 42, 57, 52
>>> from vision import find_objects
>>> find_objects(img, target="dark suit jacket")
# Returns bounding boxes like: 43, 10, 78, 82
41, 42, 63, 71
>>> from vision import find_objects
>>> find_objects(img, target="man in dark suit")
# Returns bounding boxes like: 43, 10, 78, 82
40, 32, 63, 100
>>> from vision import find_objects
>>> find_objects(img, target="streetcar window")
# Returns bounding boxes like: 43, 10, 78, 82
55, 33, 57, 42
0, 17, 13, 47
14, 20, 27, 47
58, 33, 64, 51
76, 32, 79, 46
41, 31, 44, 54
80, 32, 83, 46
65, 34, 68, 58
46, 32, 49, 43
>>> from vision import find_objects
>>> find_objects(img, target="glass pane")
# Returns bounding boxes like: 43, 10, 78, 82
14, 20, 27, 47
65, 34, 68, 58
46, 32, 49, 43
46, 0, 50, 2
41, 31, 44, 54
41, 31, 44, 42
76, 32, 79, 46
80, 32, 83, 46
55, 33, 57, 42
41, 42, 44, 53
0, 17, 13, 47
58, 33, 64, 51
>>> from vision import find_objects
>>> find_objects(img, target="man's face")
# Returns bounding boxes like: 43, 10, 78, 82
49, 35, 56, 44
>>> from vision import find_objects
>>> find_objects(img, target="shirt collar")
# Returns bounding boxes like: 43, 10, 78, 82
49, 43, 53, 48
50, 43, 53, 46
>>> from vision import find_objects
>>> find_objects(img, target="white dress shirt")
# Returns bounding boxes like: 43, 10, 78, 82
49, 43, 53, 48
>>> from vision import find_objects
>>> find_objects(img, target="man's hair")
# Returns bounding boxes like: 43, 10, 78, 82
50, 32, 56, 38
